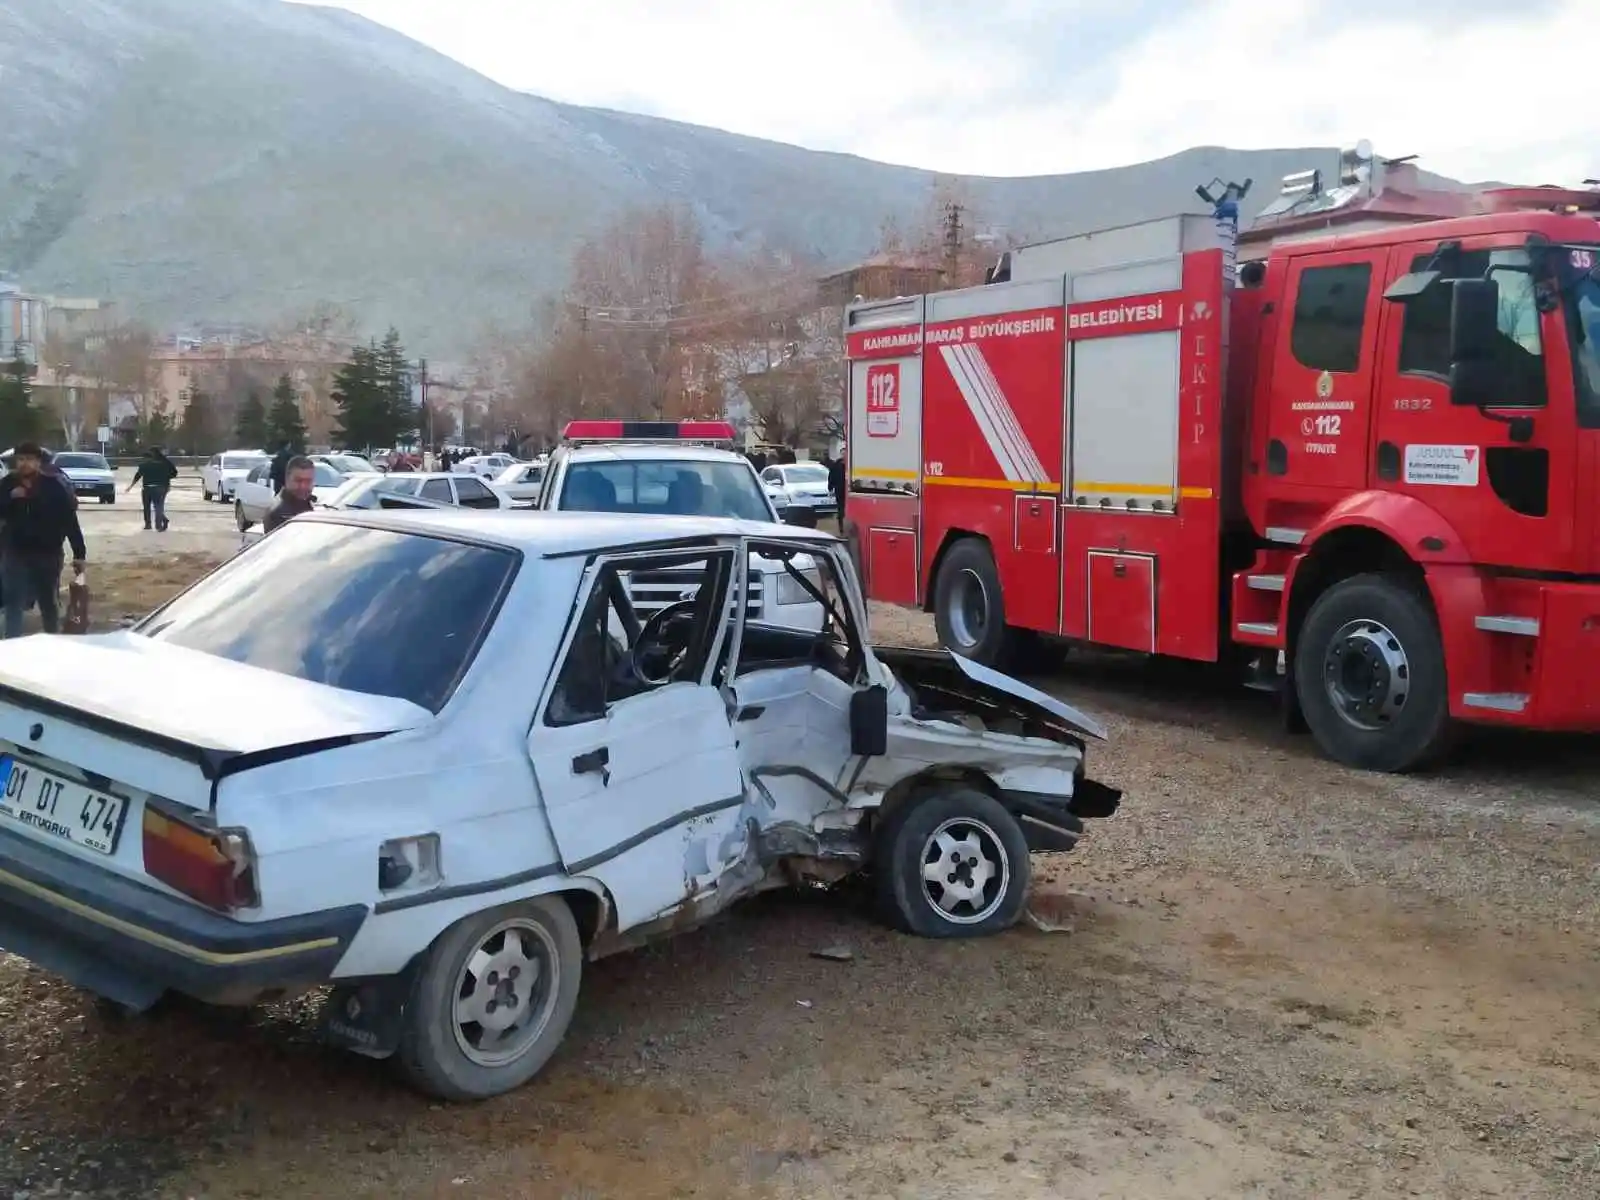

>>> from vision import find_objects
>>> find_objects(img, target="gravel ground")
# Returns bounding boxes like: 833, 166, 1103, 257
1, 517, 1597, 1199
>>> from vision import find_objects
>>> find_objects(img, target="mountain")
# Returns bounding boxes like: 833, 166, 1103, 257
0, 0, 1462, 356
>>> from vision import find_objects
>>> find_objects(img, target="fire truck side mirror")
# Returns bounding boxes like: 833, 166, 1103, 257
1447, 278, 1502, 407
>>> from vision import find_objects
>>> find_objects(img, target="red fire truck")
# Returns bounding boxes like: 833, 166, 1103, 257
842, 190, 1600, 773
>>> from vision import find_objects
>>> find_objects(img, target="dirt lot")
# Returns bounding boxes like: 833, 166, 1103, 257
2, 505, 1597, 1199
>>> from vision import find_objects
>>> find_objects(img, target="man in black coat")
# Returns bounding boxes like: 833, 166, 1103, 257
269, 442, 293, 493
0, 442, 87, 638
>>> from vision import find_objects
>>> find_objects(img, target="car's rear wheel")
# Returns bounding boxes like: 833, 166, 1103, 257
202, 485, 213, 501
875, 787, 1030, 938
396, 897, 582, 1102
235, 502, 252, 533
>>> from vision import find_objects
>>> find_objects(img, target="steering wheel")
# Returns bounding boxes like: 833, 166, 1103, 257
628, 598, 699, 686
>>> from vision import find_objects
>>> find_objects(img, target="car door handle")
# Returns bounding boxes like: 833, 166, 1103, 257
736, 706, 766, 722
572, 747, 610, 779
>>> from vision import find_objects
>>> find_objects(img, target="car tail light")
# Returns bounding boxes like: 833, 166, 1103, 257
142, 808, 260, 912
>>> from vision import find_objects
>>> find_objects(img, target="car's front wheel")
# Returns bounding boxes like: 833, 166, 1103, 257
875, 787, 1031, 938
235, 502, 252, 533
396, 897, 582, 1102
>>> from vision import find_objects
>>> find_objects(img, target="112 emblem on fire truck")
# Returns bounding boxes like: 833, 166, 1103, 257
865, 363, 901, 438
1316, 370, 1334, 399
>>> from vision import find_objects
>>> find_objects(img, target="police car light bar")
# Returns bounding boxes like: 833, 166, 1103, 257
561, 420, 738, 445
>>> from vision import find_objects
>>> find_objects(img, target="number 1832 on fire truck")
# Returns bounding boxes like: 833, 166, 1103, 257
843, 198, 1600, 773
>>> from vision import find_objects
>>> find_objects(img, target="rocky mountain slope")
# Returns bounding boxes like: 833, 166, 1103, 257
0, 0, 1457, 354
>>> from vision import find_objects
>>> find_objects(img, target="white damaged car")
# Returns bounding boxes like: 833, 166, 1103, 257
0, 511, 1120, 1101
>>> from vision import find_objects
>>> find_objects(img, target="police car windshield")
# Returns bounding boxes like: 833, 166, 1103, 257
560, 459, 773, 521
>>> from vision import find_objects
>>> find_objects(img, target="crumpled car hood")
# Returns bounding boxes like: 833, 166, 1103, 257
872, 645, 1107, 742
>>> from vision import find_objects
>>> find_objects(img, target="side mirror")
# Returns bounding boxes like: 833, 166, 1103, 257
1448, 278, 1499, 364
1448, 359, 1500, 409
849, 684, 888, 757
782, 505, 818, 528
1447, 278, 1503, 408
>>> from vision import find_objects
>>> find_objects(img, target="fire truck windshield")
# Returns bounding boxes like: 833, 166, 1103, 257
1562, 248, 1600, 424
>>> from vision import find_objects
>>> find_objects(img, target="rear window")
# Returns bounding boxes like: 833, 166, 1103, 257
139, 522, 517, 713
223, 454, 268, 470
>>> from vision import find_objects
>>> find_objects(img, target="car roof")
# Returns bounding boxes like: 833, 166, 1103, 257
302, 509, 838, 557
562, 443, 749, 465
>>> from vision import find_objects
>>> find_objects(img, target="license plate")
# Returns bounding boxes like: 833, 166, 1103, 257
0, 755, 129, 855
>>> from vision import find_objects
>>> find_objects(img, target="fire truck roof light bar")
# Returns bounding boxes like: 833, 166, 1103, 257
561, 419, 738, 445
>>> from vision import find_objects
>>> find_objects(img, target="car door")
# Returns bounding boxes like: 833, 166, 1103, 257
454, 476, 501, 509
205, 455, 221, 492
725, 540, 859, 817
527, 547, 750, 931
418, 477, 454, 505
236, 465, 269, 520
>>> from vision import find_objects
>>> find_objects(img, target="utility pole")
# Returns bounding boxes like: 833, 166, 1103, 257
942, 201, 964, 286
577, 305, 588, 412
419, 356, 431, 455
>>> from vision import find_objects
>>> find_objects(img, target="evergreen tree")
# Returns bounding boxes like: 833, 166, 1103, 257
0, 354, 41, 447
332, 342, 386, 450
266, 374, 308, 452
235, 391, 269, 448
177, 389, 216, 454
140, 409, 172, 447
374, 327, 416, 446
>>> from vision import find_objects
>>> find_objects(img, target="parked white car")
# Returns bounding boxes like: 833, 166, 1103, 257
202, 451, 269, 502
313, 453, 380, 478
232, 460, 347, 531
353, 471, 510, 509
538, 421, 825, 631
51, 451, 118, 504
761, 461, 837, 518
318, 473, 513, 514
454, 453, 516, 480
0, 510, 1118, 1101
493, 459, 547, 506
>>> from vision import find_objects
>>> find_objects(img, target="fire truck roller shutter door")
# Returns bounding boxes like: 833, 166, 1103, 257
1064, 257, 1185, 512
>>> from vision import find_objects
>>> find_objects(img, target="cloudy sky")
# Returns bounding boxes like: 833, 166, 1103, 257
300, 0, 1591, 186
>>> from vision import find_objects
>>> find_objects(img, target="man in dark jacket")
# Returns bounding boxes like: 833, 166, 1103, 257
0, 442, 87, 638
263, 456, 316, 533
269, 442, 293, 493
128, 446, 179, 531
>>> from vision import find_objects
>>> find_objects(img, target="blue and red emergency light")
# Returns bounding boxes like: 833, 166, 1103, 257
560, 420, 738, 445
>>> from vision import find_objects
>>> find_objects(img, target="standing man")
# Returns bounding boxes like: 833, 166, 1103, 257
263, 456, 316, 533
0, 442, 87, 638
127, 446, 178, 531
269, 441, 293, 494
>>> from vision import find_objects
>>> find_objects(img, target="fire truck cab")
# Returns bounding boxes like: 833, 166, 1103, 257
844, 193, 1600, 773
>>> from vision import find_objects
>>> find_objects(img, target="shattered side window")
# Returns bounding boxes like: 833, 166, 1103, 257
545, 549, 738, 725
546, 576, 615, 726
737, 543, 865, 683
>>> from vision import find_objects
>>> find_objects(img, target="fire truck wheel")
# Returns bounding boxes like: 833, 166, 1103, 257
1293, 573, 1454, 774
933, 539, 1015, 668
875, 787, 1031, 938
